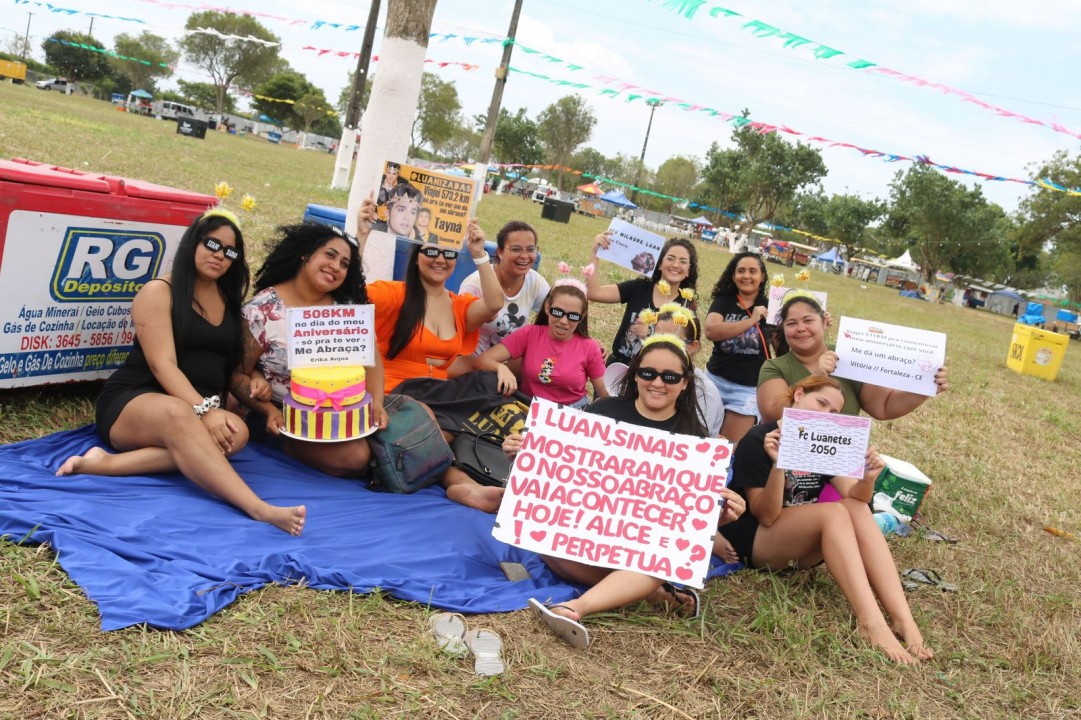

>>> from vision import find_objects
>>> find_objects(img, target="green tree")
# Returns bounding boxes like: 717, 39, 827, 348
653, 156, 699, 213
294, 90, 332, 136
699, 114, 827, 231
252, 70, 311, 127
177, 79, 236, 113
1014, 150, 1081, 298
179, 11, 280, 113
411, 72, 462, 157
493, 107, 543, 167
537, 95, 596, 188
41, 30, 111, 85
111, 31, 177, 93
823, 193, 886, 261
311, 112, 342, 139
885, 165, 1002, 282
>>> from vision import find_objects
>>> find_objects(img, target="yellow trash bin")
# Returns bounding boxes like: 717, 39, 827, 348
1007, 323, 1068, 381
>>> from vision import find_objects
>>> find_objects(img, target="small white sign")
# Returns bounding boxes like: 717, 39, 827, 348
766, 286, 828, 325
833, 316, 946, 397
599, 219, 666, 276
492, 399, 733, 589
287, 305, 375, 369
776, 408, 872, 480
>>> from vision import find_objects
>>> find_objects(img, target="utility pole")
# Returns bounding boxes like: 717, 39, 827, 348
331, 0, 382, 190
22, 12, 32, 60
631, 99, 662, 206
470, 0, 524, 203
88, 17, 94, 37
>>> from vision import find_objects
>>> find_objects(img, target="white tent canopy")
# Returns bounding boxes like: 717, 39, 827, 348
888, 249, 920, 270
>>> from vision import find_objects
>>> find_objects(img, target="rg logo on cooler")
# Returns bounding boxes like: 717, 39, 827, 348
50, 228, 165, 302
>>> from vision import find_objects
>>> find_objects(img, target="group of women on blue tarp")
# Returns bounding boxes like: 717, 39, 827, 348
57, 198, 946, 663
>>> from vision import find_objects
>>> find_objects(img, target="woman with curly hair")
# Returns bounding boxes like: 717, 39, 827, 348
233, 222, 388, 478
703, 252, 771, 443
58, 209, 306, 536
586, 234, 699, 366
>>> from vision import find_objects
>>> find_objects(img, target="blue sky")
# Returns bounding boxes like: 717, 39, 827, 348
6, 0, 1080, 212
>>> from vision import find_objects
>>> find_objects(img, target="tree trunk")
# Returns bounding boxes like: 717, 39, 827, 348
347, 0, 438, 281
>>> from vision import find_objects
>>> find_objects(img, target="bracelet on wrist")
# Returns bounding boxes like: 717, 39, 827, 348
472, 252, 491, 265
193, 395, 221, 418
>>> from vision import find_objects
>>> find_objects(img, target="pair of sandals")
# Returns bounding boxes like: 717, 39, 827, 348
529, 582, 701, 649
901, 568, 958, 593
428, 613, 504, 676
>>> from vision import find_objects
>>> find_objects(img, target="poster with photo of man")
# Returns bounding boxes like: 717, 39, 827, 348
372, 160, 477, 250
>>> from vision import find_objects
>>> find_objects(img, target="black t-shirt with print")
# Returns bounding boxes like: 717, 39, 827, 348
729, 421, 831, 506
705, 293, 769, 387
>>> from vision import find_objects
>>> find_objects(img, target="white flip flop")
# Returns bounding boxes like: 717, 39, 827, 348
528, 598, 590, 649
428, 612, 468, 657
464, 628, 505, 676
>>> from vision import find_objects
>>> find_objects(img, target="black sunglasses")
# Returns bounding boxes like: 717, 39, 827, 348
328, 225, 358, 248
548, 307, 583, 322
636, 367, 684, 385
202, 237, 240, 261
421, 246, 459, 260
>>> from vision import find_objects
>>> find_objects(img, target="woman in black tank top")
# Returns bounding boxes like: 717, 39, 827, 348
57, 209, 306, 536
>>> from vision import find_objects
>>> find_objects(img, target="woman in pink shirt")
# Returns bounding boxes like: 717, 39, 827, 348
475, 279, 608, 407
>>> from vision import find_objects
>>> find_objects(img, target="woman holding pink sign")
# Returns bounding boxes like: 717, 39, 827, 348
720, 375, 932, 664
505, 336, 745, 648
757, 292, 948, 422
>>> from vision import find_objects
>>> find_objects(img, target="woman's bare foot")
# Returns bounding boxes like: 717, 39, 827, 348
258, 504, 306, 536
549, 603, 581, 621
56, 446, 108, 476
647, 583, 699, 617
713, 535, 739, 564
893, 622, 934, 660
860, 620, 916, 665
446, 483, 504, 513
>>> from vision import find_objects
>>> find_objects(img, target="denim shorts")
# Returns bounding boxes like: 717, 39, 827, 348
705, 371, 759, 418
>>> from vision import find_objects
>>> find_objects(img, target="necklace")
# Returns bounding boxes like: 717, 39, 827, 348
737, 294, 772, 359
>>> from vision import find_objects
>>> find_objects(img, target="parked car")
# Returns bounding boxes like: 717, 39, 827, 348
152, 100, 199, 122
35, 78, 68, 91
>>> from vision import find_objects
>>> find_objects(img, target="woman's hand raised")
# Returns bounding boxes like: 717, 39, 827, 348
466, 218, 487, 259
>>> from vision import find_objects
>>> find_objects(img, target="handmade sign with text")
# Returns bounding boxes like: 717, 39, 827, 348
492, 399, 733, 588
776, 407, 872, 480
287, 305, 375, 368
598, 219, 666, 276
833, 316, 946, 397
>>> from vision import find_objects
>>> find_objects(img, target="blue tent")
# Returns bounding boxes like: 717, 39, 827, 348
815, 247, 843, 264
599, 189, 638, 209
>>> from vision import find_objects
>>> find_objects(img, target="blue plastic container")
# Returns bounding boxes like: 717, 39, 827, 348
303, 203, 541, 293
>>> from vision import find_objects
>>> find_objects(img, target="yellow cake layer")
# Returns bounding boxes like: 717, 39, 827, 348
290, 365, 367, 407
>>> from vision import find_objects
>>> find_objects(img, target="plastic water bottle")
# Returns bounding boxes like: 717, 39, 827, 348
874, 512, 902, 536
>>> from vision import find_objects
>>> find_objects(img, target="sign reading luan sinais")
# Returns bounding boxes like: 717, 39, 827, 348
493, 399, 733, 589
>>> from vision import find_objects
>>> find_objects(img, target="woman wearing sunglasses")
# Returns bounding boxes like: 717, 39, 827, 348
474, 279, 608, 408
230, 222, 389, 478
586, 234, 699, 366
57, 209, 307, 536
360, 198, 506, 511
718, 375, 932, 664
502, 336, 745, 647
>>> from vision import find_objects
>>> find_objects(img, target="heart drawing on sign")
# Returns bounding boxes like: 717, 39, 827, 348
695, 441, 711, 454
530, 530, 547, 543
691, 518, 708, 531
676, 538, 690, 551
675, 566, 694, 582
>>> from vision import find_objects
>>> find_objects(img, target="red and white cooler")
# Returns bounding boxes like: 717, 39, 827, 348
0, 158, 216, 388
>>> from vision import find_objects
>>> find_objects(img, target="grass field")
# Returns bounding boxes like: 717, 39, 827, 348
1, 82, 1079, 719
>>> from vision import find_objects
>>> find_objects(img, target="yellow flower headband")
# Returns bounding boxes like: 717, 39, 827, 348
641, 332, 687, 357
202, 207, 240, 227
657, 302, 694, 328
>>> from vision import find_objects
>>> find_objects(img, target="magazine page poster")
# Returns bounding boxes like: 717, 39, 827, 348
492, 399, 733, 588
833, 316, 946, 397
373, 161, 478, 251
598, 219, 666, 276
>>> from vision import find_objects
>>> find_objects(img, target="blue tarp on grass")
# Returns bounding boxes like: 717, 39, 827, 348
0, 427, 739, 631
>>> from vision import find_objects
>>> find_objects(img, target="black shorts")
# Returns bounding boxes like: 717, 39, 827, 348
719, 511, 760, 568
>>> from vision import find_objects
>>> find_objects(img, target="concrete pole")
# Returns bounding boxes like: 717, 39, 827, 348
331, 0, 382, 190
